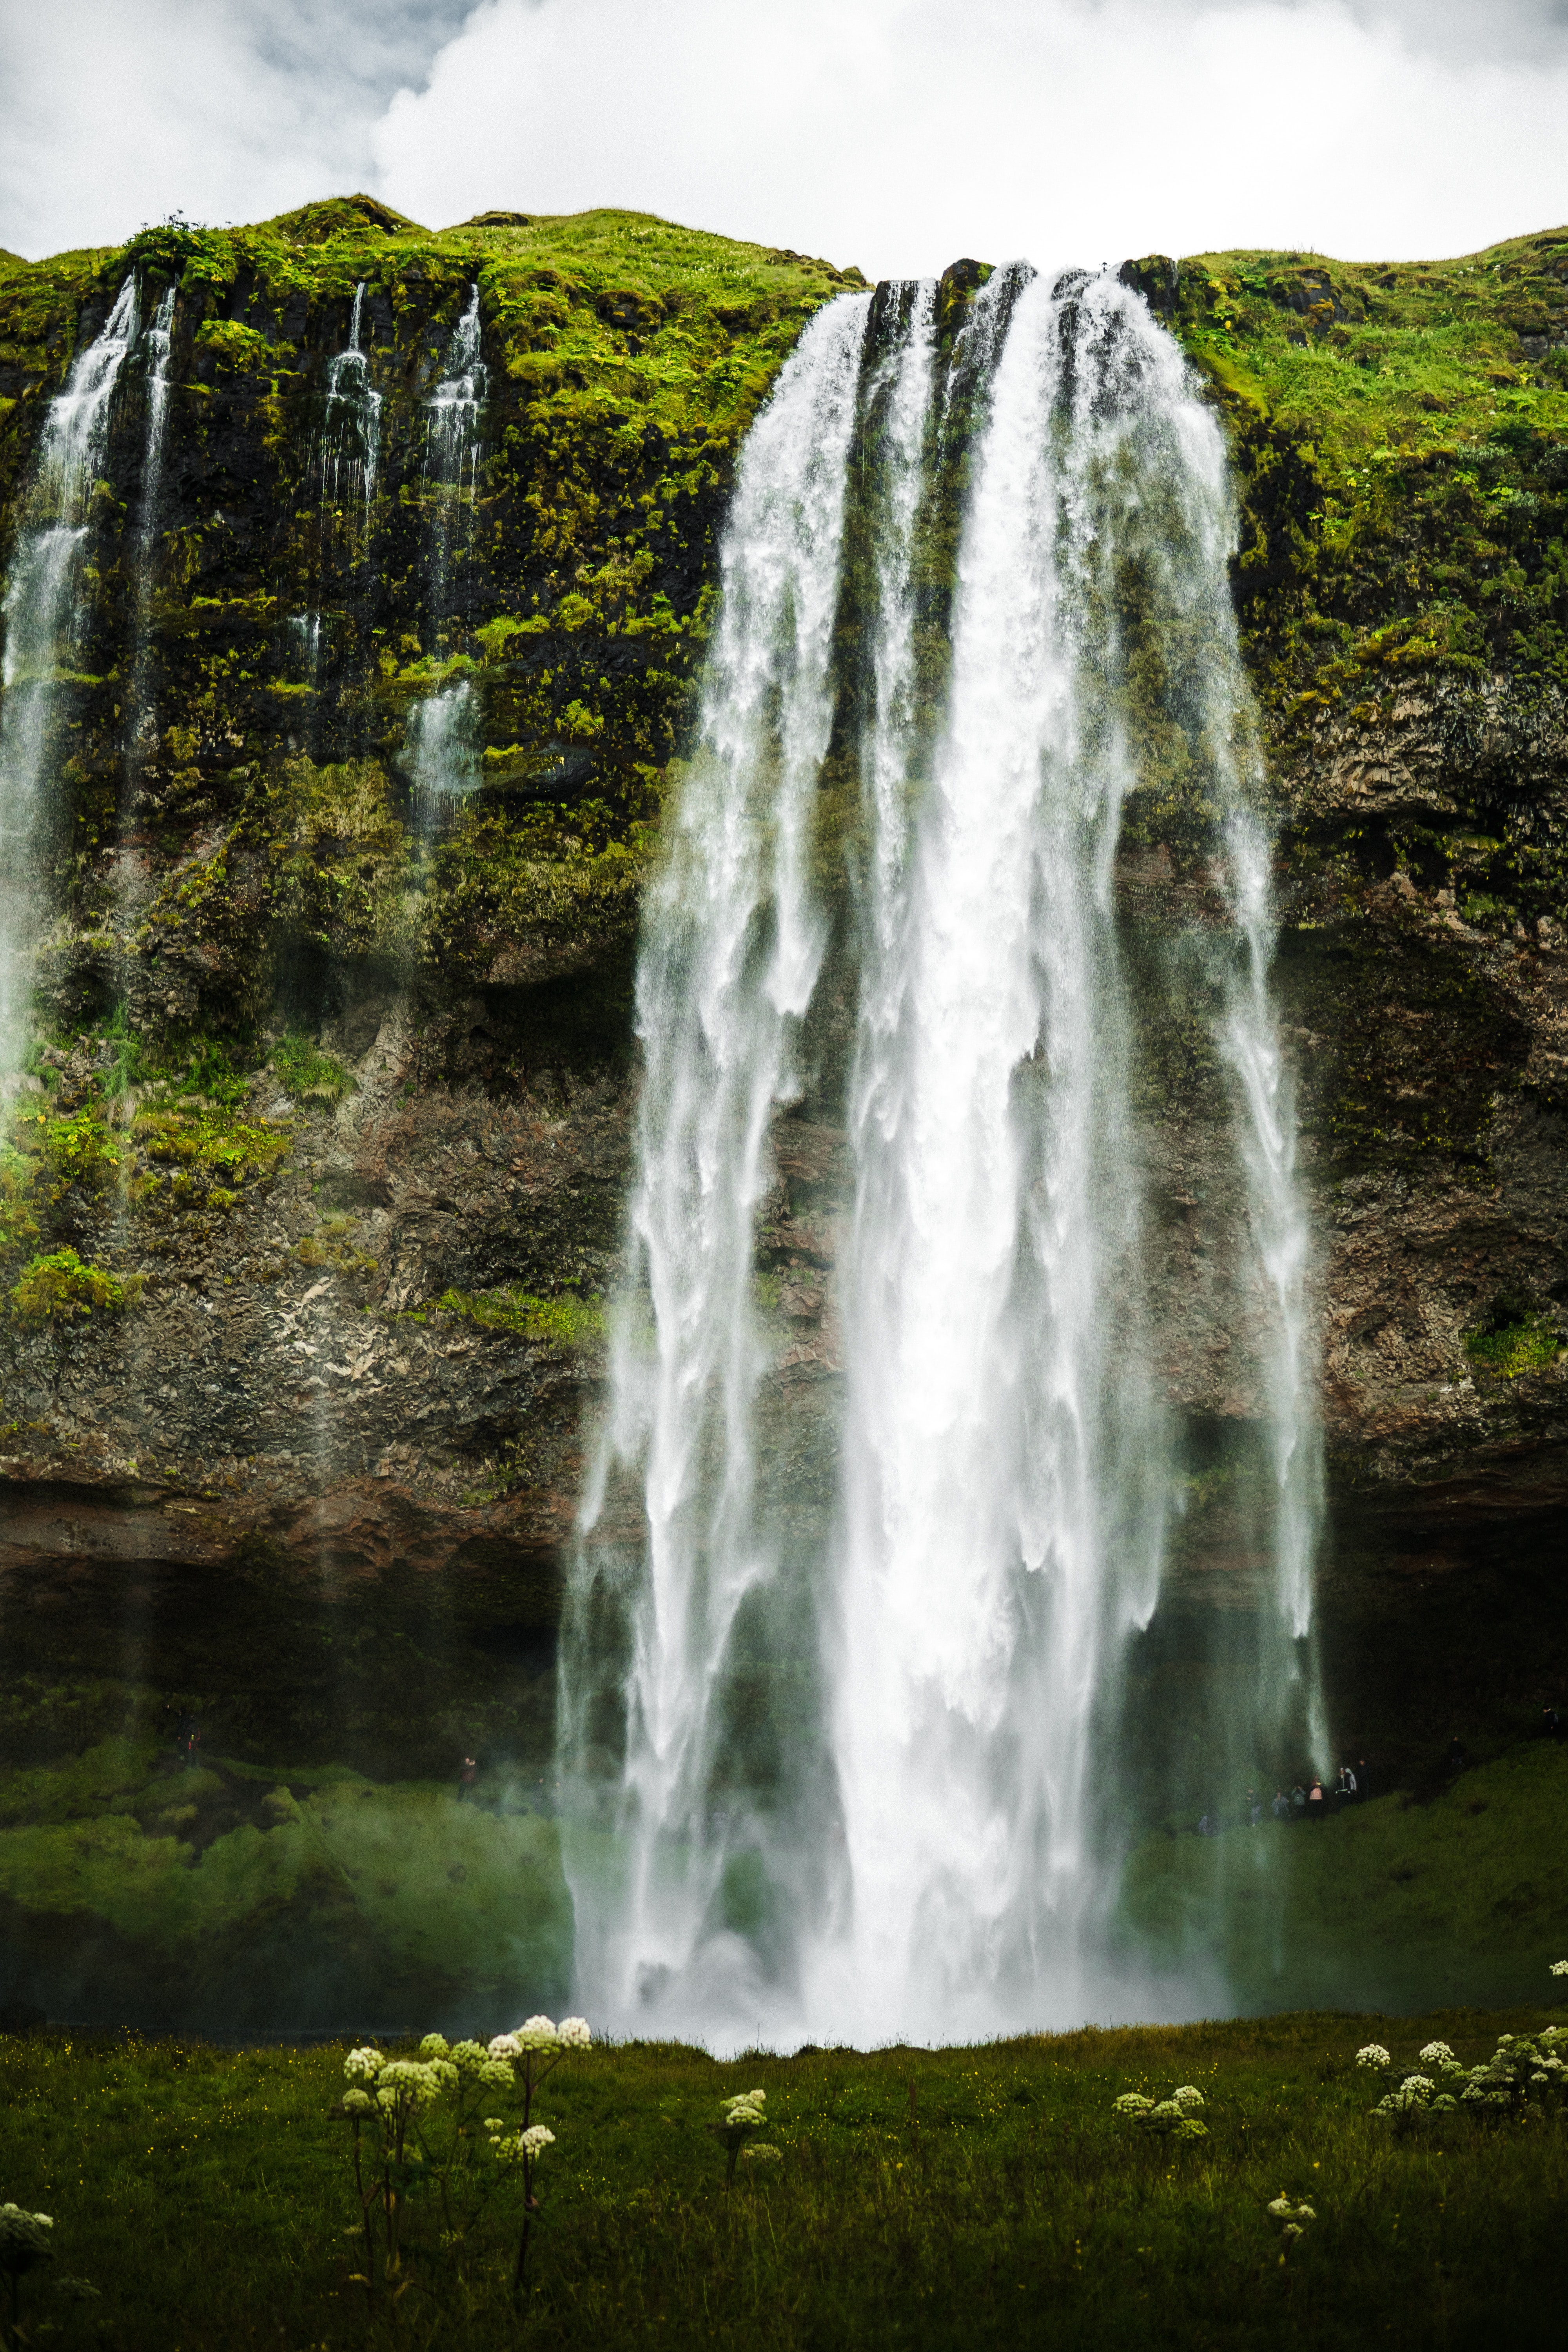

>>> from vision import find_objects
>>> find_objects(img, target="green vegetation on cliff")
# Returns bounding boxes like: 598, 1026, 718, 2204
0, 194, 862, 1069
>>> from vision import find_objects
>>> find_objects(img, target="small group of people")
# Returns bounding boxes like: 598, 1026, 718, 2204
1198, 1760, 1369, 1836
1269, 1762, 1367, 1820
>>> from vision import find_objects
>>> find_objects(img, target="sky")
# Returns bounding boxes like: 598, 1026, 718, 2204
3, 0, 1567, 275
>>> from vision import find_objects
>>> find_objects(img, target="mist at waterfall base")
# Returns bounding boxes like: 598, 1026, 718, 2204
561, 267, 1323, 2051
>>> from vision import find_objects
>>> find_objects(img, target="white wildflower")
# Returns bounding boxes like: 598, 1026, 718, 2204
1113, 2093, 1155, 2115
1282, 2223, 1303, 2241
488, 2033, 521, 2061
514, 2015, 563, 2052
1172, 2086, 1204, 2109
558, 2016, 592, 2048
0, 2207, 53, 2262
519, 2125, 555, 2156
341, 2088, 374, 2117
1549, 1960, 1568, 1977
1355, 2044, 1390, 2069
344, 2045, 383, 2083
374, 2059, 445, 2108
740, 2144, 782, 2164
419, 2034, 450, 2060
1267, 2197, 1294, 2218
1418, 2042, 1455, 2066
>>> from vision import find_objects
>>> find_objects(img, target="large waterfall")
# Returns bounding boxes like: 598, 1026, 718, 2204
0, 278, 140, 1076
563, 267, 1321, 2045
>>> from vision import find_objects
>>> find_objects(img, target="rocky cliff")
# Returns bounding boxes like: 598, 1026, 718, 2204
0, 198, 1564, 2023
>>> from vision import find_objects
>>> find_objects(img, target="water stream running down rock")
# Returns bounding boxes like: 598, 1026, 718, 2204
563, 269, 1323, 2046
406, 288, 488, 817
123, 285, 178, 789
0, 276, 139, 1076
316, 281, 382, 530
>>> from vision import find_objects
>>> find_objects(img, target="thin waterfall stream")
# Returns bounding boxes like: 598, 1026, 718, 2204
0, 278, 140, 1078
408, 284, 487, 815
563, 267, 1322, 2044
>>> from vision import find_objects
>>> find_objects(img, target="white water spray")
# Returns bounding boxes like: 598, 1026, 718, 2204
406, 288, 488, 811
317, 282, 382, 526
427, 284, 486, 504
564, 268, 1321, 2043
566, 293, 870, 2033
136, 287, 177, 554
0, 277, 139, 1074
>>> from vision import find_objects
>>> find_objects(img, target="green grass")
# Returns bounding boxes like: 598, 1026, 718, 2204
271, 1031, 353, 1104
0, 1759, 572, 2029
1123, 1743, 1568, 2013
1464, 1314, 1561, 1377
1, 2007, 1565, 2349
430, 1285, 606, 1348
7, 1244, 130, 1323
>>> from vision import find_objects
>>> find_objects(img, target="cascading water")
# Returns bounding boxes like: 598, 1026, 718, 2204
406, 676, 480, 813
123, 284, 178, 784
563, 264, 1321, 2044
426, 285, 486, 545
564, 292, 870, 2033
0, 276, 139, 1076
135, 287, 177, 554
316, 281, 382, 527
407, 286, 488, 815
819, 267, 1173, 2040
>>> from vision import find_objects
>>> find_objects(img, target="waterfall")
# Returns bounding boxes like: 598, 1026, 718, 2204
562, 266, 1321, 2044
0, 276, 139, 1075
317, 281, 382, 526
406, 676, 479, 813
405, 287, 488, 813
820, 268, 1175, 2040
136, 286, 177, 555
123, 284, 178, 787
564, 292, 870, 2031
427, 284, 486, 506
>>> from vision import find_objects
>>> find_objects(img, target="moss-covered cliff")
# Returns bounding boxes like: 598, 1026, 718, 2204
1, 201, 1566, 2026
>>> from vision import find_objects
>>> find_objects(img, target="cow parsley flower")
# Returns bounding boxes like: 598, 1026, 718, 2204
374, 2059, 446, 2109
519, 2125, 555, 2157
341, 2088, 374, 2117
488, 2033, 521, 2061
741, 2144, 782, 2164
1356, 2044, 1390, 2069
419, 2034, 450, 2060
344, 2045, 384, 2083
1172, 2086, 1204, 2109
1418, 2042, 1455, 2067
1113, 2092, 1154, 2115
1549, 1960, 1568, 1977
0, 2207, 52, 2258
514, 2015, 563, 2051
558, 2016, 592, 2047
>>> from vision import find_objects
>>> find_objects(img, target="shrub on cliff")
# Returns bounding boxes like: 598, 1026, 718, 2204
9, 1247, 132, 1323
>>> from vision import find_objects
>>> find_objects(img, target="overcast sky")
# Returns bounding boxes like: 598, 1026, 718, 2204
4, 0, 1566, 275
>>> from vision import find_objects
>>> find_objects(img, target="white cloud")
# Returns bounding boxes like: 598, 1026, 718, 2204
370, 0, 1568, 275
0, 0, 472, 258
2, 0, 1564, 267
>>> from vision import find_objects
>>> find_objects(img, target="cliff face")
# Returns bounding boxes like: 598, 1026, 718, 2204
0, 201, 1565, 2025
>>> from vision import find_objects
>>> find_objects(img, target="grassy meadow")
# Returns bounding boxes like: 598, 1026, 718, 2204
2, 2000, 1566, 2350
